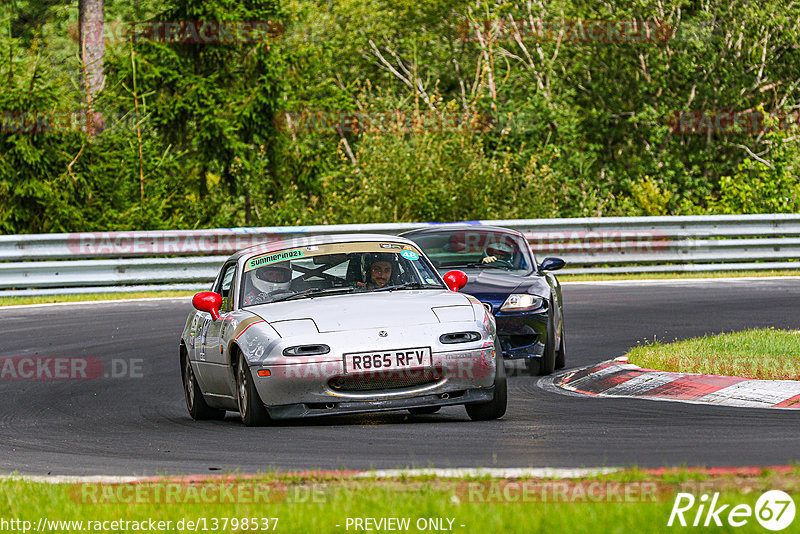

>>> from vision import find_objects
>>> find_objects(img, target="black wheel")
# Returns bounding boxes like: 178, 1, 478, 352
236, 353, 271, 426
181, 350, 225, 421
538, 314, 557, 376
409, 406, 441, 415
465, 340, 507, 421
555, 323, 566, 370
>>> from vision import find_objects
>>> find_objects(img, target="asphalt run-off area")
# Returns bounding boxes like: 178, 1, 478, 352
1, 277, 799, 476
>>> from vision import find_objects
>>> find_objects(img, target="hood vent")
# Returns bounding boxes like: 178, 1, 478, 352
439, 331, 481, 344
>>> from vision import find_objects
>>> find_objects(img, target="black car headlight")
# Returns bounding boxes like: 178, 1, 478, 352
499, 294, 544, 312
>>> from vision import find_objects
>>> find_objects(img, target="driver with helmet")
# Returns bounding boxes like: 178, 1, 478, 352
359, 252, 397, 289
481, 240, 516, 265
243, 262, 293, 305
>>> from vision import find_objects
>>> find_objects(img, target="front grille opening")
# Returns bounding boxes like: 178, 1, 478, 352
306, 402, 338, 410
329, 370, 443, 392
505, 334, 538, 349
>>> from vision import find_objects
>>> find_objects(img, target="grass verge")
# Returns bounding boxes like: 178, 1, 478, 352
0, 291, 196, 307
561, 269, 800, 282
2, 468, 799, 533
627, 328, 800, 380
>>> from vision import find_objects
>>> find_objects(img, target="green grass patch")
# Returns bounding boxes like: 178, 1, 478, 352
562, 269, 800, 282
2, 470, 799, 533
628, 328, 800, 380
0, 291, 195, 307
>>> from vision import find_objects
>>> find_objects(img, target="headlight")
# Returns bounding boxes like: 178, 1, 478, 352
500, 294, 544, 312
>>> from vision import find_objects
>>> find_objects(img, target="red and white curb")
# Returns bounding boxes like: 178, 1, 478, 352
558, 357, 800, 409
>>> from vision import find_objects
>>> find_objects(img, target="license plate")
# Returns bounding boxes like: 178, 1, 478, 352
344, 347, 432, 373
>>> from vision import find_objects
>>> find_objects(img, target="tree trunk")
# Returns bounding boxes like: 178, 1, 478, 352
245, 188, 251, 226
79, 0, 105, 100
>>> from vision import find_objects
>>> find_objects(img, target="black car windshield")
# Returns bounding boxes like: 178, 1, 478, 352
240, 241, 444, 307
406, 229, 534, 274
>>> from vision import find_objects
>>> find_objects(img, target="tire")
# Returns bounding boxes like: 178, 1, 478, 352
181, 350, 225, 421
465, 340, 507, 421
555, 323, 566, 370
409, 406, 441, 415
236, 353, 271, 426
538, 314, 557, 376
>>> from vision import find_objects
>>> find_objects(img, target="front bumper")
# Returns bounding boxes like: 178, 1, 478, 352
250, 346, 497, 410
494, 310, 548, 360
265, 387, 494, 419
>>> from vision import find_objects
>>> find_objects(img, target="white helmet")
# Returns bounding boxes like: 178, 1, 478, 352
252, 263, 292, 295
485, 240, 515, 260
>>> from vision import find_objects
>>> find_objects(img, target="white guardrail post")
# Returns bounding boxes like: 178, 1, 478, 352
0, 214, 798, 295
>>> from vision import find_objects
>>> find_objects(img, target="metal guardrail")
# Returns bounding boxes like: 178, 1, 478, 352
1, 214, 799, 295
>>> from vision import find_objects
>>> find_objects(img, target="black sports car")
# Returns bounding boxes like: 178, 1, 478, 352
402, 225, 566, 375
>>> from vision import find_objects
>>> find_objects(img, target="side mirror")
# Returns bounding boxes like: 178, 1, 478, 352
193, 291, 222, 321
539, 257, 566, 272
442, 270, 468, 292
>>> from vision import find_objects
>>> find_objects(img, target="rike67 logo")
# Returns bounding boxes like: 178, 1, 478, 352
668, 490, 795, 531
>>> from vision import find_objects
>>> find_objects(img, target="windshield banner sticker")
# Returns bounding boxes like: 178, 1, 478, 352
245, 242, 424, 272
247, 248, 304, 270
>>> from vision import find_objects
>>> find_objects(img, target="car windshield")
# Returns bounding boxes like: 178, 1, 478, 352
239, 241, 444, 307
406, 229, 534, 273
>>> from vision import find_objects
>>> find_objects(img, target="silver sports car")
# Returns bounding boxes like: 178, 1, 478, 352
180, 234, 506, 426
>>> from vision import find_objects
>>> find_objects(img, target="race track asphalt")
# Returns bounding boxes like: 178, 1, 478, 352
1, 278, 799, 476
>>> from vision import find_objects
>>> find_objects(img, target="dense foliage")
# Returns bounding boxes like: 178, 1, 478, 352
1, 0, 799, 233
